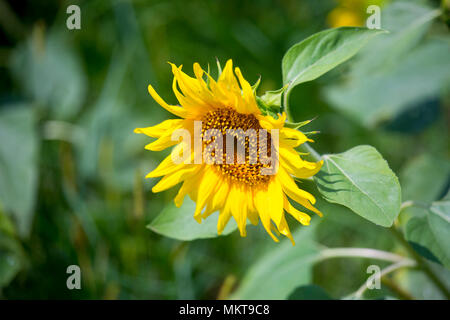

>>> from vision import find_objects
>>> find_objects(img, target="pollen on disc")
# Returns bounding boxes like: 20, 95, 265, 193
201, 107, 273, 186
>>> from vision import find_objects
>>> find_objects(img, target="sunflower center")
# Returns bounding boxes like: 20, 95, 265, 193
201, 108, 272, 186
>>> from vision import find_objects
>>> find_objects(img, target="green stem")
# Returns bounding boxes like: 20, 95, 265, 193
381, 277, 416, 300
283, 88, 293, 122
316, 247, 414, 264
316, 247, 416, 300
400, 200, 430, 210
345, 259, 416, 300
390, 225, 450, 299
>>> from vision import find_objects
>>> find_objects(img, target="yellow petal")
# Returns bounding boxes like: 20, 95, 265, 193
254, 188, 279, 242
276, 214, 295, 245
234, 67, 260, 114
193, 168, 220, 222
267, 178, 284, 226
283, 195, 311, 225
134, 119, 183, 138
193, 63, 216, 102
247, 209, 259, 226
145, 134, 178, 151
171, 68, 211, 113
280, 147, 323, 178
174, 175, 199, 207
280, 127, 311, 147
152, 166, 199, 193
292, 196, 323, 217
148, 84, 188, 118
143, 120, 185, 151
218, 60, 240, 94
146, 152, 191, 178
217, 200, 232, 235
278, 167, 316, 204
211, 178, 230, 212
257, 112, 286, 130
170, 63, 214, 110
229, 183, 247, 237
291, 160, 323, 179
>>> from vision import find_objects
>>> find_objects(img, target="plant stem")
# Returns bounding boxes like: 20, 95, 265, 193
316, 247, 414, 264
381, 277, 416, 300
390, 225, 450, 299
345, 259, 416, 300
283, 88, 293, 122
400, 200, 430, 210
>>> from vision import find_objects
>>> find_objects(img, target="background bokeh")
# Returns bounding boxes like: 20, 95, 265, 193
0, 0, 448, 299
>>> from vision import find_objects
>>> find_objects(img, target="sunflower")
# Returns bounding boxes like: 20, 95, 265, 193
135, 60, 323, 244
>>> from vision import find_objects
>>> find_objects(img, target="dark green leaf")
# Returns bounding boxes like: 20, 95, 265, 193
288, 285, 332, 300
0, 231, 23, 288
400, 154, 450, 202
406, 201, 450, 268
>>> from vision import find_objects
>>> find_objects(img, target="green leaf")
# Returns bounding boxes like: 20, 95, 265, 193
148, 197, 238, 241
314, 145, 401, 227
0, 250, 21, 288
323, 2, 445, 127
288, 285, 332, 300
10, 30, 87, 120
259, 85, 288, 109
0, 231, 23, 288
251, 76, 261, 93
406, 200, 450, 268
400, 154, 450, 202
350, 2, 440, 77
0, 105, 39, 237
325, 39, 450, 127
284, 117, 316, 130
428, 201, 450, 265
396, 261, 450, 300
282, 27, 386, 92
231, 226, 319, 299
255, 96, 280, 118
443, 190, 450, 201
406, 217, 443, 264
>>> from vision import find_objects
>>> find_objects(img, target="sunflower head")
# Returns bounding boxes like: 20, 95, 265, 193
135, 60, 323, 244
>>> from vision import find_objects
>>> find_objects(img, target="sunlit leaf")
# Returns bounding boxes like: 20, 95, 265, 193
282, 27, 386, 94
314, 145, 401, 227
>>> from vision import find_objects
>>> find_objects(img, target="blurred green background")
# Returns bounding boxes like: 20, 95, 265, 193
0, 0, 448, 299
